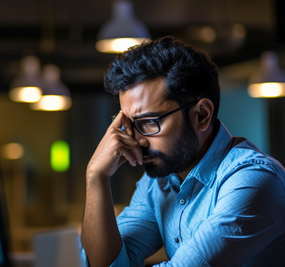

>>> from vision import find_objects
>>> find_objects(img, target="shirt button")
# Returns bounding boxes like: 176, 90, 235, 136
180, 198, 186, 205
174, 238, 179, 243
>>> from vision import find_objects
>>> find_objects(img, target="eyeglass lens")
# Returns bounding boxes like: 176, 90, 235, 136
134, 119, 159, 134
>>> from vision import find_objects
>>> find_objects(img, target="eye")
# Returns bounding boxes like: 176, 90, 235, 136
144, 119, 156, 126
136, 119, 157, 130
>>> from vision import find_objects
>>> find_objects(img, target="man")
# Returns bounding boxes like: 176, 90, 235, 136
79, 36, 285, 267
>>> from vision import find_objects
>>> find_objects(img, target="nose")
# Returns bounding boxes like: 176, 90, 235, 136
133, 128, 149, 148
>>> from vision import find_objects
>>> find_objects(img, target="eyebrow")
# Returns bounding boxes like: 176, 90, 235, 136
132, 111, 164, 120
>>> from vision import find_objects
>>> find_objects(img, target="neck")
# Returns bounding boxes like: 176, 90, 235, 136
178, 120, 219, 181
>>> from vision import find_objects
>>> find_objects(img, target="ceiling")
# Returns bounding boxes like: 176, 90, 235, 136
0, 0, 284, 94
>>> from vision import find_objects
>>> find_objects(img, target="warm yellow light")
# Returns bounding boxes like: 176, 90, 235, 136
232, 23, 246, 39
248, 82, 285, 98
96, 38, 148, 53
9, 86, 42, 103
200, 26, 216, 43
30, 95, 72, 111
1, 143, 24, 160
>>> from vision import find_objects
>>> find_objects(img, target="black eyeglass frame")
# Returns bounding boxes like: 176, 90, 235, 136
129, 99, 200, 136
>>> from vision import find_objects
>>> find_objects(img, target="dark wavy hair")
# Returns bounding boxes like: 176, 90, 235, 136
104, 36, 220, 122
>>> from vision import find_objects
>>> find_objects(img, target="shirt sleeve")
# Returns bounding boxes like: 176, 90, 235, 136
115, 173, 164, 266
151, 167, 285, 267
77, 236, 89, 267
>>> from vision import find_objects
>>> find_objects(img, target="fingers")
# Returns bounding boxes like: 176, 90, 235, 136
110, 111, 134, 137
114, 112, 143, 165
87, 131, 142, 179
116, 132, 143, 166
88, 111, 143, 178
109, 111, 143, 164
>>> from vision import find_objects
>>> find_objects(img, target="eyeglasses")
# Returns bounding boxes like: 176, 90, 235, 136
112, 100, 199, 136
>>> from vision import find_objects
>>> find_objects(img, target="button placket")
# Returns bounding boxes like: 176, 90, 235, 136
177, 178, 197, 242
172, 195, 187, 246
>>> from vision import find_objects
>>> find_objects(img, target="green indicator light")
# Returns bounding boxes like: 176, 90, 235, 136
50, 140, 70, 172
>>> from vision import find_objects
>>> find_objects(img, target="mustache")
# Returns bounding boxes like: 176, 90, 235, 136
140, 147, 165, 158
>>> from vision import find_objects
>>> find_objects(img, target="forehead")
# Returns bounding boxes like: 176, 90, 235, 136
119, 77, 176, 118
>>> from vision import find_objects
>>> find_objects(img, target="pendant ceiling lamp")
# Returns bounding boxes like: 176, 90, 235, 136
29, 64, 72, 111
95, 0, 151, 54
248, 51, 285, 98
9, 55, 43, 103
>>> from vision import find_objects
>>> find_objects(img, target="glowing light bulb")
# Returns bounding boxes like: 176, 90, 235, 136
248, 51, 285, 98
30, 95, 72, 111
96, 38, 148, 53
248, 82, 285, 98
9, 86, 42, 103
9, 55, 44, 102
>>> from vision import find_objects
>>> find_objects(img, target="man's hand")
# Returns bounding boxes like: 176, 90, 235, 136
82, 111, 143, 267
86, 111, 143, 181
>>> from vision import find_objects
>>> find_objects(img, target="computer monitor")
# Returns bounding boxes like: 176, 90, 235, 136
33, 227, 81, 267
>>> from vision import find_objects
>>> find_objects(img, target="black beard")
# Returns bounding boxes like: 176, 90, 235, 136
142, 119, 199, 178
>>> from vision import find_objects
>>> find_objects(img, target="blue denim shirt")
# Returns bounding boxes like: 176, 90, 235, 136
79, 121, 285, 266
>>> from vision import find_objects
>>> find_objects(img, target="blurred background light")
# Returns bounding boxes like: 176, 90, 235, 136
50, 140, 70, 172
9, 56, 43, 103
96, 37, 149, 54
9, 87, 42, 103
248, 51, 285, 98
248, 82, 285, 98
29, 64, 72, 111
95, 0, 151, 53
1, 143, 24, 160
199, 26, 217, 43
30, 95, 72, 111
232, 23, 247, 40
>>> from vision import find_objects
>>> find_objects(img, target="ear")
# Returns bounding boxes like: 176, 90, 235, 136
192, 98, 214, 132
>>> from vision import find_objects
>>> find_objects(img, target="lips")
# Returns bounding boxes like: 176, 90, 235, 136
141, 147, 161, 163
143, 155, 154, 163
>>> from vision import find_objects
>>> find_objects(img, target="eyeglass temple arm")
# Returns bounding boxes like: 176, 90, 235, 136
157, 100, 199, 120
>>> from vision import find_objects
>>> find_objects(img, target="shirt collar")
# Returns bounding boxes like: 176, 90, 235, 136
183, 120, 232, 189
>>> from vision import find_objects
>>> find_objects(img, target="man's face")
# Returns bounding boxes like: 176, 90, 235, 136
119, 77, 199, 179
